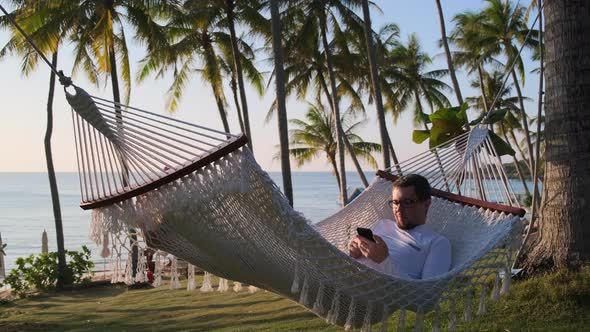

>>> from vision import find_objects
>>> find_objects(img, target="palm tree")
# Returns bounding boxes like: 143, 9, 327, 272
63, 1, 174, 105
0, 0, 70, 287
286, 102, 380, 192
384, 34, 451, 128
273, 8, 372, 188
65, 0, 173, 278
193, 0, 269, 150
138, 4, 237, 133
336, 22, 403, 167
283, 0, 368, 205
269, 0, 293, 206
450, 11, 497, 114
360, 0, 391, 170
434, 0, 464, 106
521, 0, 590, 275
479, 0, 539, 176
467, 70, 532, 196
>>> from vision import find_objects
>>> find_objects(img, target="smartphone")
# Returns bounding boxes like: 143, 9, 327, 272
356, 227, 375, 242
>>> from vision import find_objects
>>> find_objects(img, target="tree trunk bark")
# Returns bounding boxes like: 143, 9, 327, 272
477, 64, 489, 113
225, 0, 253, 150
509, 130, 533, 175
435, 0, 464, 106
503, 130, 531, 196
212, 84, 231, 134
522, 0, 590, 275
510, 68, 536, 176
361, 0, 391, 169
318, 75, 369, 188
320, 19, 347, 205
46, 51, 69, 288
269, 0, 294, 206
230, 76, 245, 133
109, 45, 138, 279
328, 154, 342, 194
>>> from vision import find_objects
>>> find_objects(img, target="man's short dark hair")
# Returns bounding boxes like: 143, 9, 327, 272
392, 174, 431, 201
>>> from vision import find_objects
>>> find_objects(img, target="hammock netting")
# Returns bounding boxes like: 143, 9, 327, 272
65, 86, 526, 331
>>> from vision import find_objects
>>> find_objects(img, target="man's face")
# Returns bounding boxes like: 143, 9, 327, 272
391, 186, 431, 230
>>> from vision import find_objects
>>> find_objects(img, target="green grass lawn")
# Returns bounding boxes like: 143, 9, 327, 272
1, 267, 589, 331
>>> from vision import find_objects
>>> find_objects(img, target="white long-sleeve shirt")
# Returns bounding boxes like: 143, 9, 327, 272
356, 219, 452, 279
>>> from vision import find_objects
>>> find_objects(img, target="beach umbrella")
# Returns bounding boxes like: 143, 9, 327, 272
41, 230, 48, 254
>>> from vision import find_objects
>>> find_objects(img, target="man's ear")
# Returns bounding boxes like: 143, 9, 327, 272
424, 198, 432, 211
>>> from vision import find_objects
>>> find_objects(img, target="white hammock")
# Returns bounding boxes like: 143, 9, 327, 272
65, 86, 525, 331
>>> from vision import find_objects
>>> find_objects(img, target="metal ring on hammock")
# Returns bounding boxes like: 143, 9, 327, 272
65, 85, 248, 210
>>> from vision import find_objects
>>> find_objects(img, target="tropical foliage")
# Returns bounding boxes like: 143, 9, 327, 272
285, 102, 380, 191
9, 0, 586, 276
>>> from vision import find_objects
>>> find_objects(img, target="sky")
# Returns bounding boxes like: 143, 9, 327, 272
0, 0, 540, 173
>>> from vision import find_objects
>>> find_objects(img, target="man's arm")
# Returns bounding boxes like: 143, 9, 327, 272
422, 236, 452, 279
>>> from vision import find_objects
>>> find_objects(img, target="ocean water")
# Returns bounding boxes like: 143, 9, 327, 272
0, 172, 533, 272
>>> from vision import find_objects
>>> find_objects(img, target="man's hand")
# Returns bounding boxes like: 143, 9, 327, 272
357, 235, 388, 263
349, 237, 362, 259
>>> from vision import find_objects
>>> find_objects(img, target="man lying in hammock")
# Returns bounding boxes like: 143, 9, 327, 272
349, 174, 451, 279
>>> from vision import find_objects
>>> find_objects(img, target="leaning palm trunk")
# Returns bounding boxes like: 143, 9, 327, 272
328, 154, 342, 193
212, 86, 231, 134
46, 51, 68, 288
435, 0, 464, 105
508, 130, 533, 176
522, 0, 590, 274
320, 20, 347, 205
269, 0, 294, 206
230, 76, 245, 133
503, 131, 531, 196
528, 0, 545, 233
477, 64, 490, 113
509, 68, 536, 175
225, 0, 253, 151
361, 0, 391, 170
319, 78, 369, 188
109, 47, 138, 277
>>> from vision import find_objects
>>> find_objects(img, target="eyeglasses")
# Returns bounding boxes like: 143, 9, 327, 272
388, 199, 420, 208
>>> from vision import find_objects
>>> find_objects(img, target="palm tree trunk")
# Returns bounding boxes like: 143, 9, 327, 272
109, 46, 138, 279
212, 85, 231, 134
477, 64, 489, 113
225, 0, 253, 150
510, 68, 536, 174
522, 0, 590, 274
435, 0, 464, 106
46, 51, 68, 288
328, 154, 342, 194
361, 0, 391, 169
318, 74, 369, 188
509, 130, 533, 175
269, 0, 294, 206
320, 19, 347, 205
385, 134, 401, 166
502, 131, 531, 196
517, 1, 545, 268
230, 76, 245, 133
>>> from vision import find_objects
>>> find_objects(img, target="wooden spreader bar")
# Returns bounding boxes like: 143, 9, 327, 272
376, 170, 526, 217
81, 134, 249, 210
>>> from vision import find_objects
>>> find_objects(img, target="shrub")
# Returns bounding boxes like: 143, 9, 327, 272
0, 246, 94, 297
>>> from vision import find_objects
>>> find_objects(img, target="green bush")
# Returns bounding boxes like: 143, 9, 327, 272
0, 246, 95, 297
